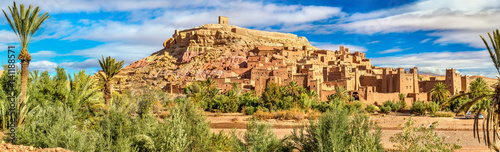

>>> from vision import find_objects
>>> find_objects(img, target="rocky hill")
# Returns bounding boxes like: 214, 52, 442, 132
112, 17, 317, 91
110, 16, 497, 102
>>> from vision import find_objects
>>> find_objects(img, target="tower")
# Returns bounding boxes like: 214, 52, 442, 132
218, 16, 229, 25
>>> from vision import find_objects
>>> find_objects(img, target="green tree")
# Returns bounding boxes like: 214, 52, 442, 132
327, 86, 351, 102
451, 29, 500, 150
2, 2, 49, 106
284, 81, 301, 98
97, 56, 124, 105
262, 82, 282, 110
431, 82, 450, 104
442, 77, 492, 111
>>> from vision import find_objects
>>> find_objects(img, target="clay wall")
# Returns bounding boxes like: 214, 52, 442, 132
372, 93, 401, 105
419, 80, 444, 93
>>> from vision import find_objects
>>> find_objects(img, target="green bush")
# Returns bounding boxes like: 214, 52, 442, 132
383, 100, 401, 112
411, 101, 426, 115
426, 102, 440, 116
434, 111, 455, 117
156, 98, 213, 151
131, 134, 155, 152
245, 106, 256, 115
345, 101, 364, 113
277, 96, 294, 110
390, 118, 461, 151
287, 106, 383, 151
379, 101, 394, 113
296, 93, 312, 109
365, 104, 376, 113
15, 104, 97, 152
314, 101, 334, 112
230, 120, 285, 151
94, 108, 135, 151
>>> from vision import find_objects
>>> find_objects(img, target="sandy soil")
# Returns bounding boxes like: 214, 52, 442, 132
0, 132, 73, 152
207, 112, 495, 152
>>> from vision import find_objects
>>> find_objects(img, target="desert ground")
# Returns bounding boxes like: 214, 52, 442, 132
208, 112, 495, 152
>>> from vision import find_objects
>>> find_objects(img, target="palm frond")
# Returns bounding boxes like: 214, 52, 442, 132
457, 94, 491, 114
441, 93, 470, 110
2, 2, 49, 49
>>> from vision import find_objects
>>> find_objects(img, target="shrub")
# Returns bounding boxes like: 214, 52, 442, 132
94, 109, 135, 152
434, 111, 455, 117
296, 93, 312, 109
230, 120, 284, 151
210, 131, 236, 152
314, 101, 334, 112
15, 104, 97, 152
244, 106, 256, 115
253, 110, 273, 120
277, 96, 294, 110
365, 104, 376, 113
379, 103, 392, 113
385, 100, 401, 112
239, 93, 262, 109
426, 102, 439, 116
287, 106, 383, 151
345, 101, 364, 113
390, 118, 461, 151
411, 101, 426, 115
131, 134, 155, 152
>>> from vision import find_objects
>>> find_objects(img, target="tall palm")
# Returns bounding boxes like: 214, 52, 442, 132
97, 56, 124, 105
430, 82, 450, 104
448, 29, 500, 150
2, 2, 49, 106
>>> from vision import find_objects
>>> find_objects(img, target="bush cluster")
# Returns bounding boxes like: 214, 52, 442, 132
379, 100, 402, 113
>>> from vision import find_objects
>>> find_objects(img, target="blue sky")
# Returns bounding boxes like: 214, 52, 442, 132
0, 0, 499, 78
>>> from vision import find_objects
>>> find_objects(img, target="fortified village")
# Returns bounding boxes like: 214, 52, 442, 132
113, 16, 472, 105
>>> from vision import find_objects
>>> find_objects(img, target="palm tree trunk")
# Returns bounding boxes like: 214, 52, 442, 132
19, 60, 29, 105
104, 81, 111, 105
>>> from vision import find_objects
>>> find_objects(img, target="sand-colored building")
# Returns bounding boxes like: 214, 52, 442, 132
163, 17, 471, 105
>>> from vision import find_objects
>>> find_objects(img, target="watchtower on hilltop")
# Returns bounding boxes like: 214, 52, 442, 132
219, 16, 229, 25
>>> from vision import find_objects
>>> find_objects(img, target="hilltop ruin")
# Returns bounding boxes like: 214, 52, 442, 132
113, 16, 473, 105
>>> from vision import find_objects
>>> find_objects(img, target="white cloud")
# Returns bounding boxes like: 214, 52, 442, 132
312, 42, 368, 52
28, 60, 58, 72
368, 40, 380, 44
0, 30, 18, 43
378, 47, 412, 54
59, 58, 99, 70
66, 42, 161, 66
330, 0, 500, 48
371, 50, 498, 78
64, 20, 176, 45
420, 38, 431, 43
31, 51, 58, 57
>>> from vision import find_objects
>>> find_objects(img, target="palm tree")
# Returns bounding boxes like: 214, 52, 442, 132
430, 82, 450, 104
2, 2, 49, 106
442, 78, 492, 111
97, 56, 124, 105
448, 29, 500, 150
285, 81, 301, 98
327, 86, 352, 103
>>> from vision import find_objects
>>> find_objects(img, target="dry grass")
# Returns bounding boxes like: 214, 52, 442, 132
434, 111, 455, 117
253, 108, 321, 121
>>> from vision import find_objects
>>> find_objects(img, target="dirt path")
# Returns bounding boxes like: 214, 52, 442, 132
208, 112, 495, 152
